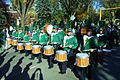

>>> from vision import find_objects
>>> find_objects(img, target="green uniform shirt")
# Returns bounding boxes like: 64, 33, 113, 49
32, 32, 39, 41
51, 32, 61, 44
12, 31, 18, 38
36, 29, 40, 35
83, 35, 98, 50
58, 29, 65, 43
23, 35, 30, 42
63, 35, 78, 51
18, 31, 24, 39
39, 32, 48, 45
97, 34, 106, 47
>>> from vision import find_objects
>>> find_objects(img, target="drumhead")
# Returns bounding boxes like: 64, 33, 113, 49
44, 45, 53, 49
32, 45, 40, 48
13, 40, 17, 41
98, 49, 102, 52
17, 43, 23, 45
6, 38, 11, 40
103, 49, 112, 52
56, 50, 67, 54
76, 53, 89, 58
25, 43, 32, 45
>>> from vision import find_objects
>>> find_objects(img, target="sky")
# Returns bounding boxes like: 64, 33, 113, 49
4, 0, 11, 4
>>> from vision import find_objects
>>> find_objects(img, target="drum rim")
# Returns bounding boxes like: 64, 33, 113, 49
76, 53, 89, 58
56, 50, 67, 54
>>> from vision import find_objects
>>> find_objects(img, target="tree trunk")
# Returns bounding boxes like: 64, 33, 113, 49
21, 16, 25, 34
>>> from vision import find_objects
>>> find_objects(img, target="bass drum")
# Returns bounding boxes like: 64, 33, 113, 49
44, 24, 53, 34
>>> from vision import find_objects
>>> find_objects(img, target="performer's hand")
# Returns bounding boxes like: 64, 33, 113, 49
90, 49, 94, 52
69, 45, 72, 48
78, 47, 82, 52
54, 42, 57, 44
60, 45, 63, 47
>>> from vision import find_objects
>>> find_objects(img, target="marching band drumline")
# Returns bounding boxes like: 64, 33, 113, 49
5, 25, 113, 79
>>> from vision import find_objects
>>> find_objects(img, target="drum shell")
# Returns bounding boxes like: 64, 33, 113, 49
6, 38, 12, 45
76, 53, 89, 67
32, 45, 41, 54
12, 40, 18, 46
44, 46, 54, 56
17, 43, 24, 50
25, 43, 32, 50
55, 50, 67, 62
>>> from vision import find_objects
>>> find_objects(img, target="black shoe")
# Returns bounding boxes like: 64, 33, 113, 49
30, 58, 34, 60
59, 72, 66, 74
15, 50, 18, 52
37, 60, 42, 63
48, 66, 53, 69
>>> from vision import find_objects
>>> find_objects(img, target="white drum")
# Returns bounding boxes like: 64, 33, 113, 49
25, 43, 32, 50
55, 50, 67, 62
6, 38, 12, 45
32, 45, 41, 54
44, 45, 54, 56
17, 43, 24, 50
76, 53, 89, 67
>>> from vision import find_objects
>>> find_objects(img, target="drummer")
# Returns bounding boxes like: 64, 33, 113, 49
23, 31, 31, 56
77, 29, 98, 80
12, 29, 18, 39
50, 25, 61, 49
31, 30, 40, 62
18, 29, 24, 41
58, 27, 65, 49
97, 29, 107, 65
83, 29, 98, 67
31, 30, 39, 44
46, 25, 61, 69
38, 27, 48, 46
60, 28, 78, 72
37, 27, 49, 63
12, 29, 18, 52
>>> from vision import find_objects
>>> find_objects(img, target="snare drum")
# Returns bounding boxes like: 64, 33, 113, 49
44, 45, 54, 56
6, 38, 11, 45
103, 49, 112, 55
17, 43, 24, 50
12, 40, 18, 46
76, 53, 89, 67
32, 45, 41, 54
25, 43, 32, 50
55, 50, 67, 62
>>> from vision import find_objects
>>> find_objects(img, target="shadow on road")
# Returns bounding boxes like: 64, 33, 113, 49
5, 57, 24, 80
31, 68, 44, 80
22, 62, 32, 80
93, 47, 120, 80
0, 55, 16, 79
0, 52, 8, 65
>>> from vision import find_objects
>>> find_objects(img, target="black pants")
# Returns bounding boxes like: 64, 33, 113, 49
13, 46, 18, 52
47, 55, 54, 68
58, 62, 67, 73
74, 65, 92, 80
25, 50, 31, 56
67, 49, 75, 70
31, 53, 42, 62
89, 51, 98, 68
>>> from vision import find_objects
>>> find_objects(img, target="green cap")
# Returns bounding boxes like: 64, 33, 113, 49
68, 28, 72, 32
40, 27, 44, 30
53, 25, 58, 29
